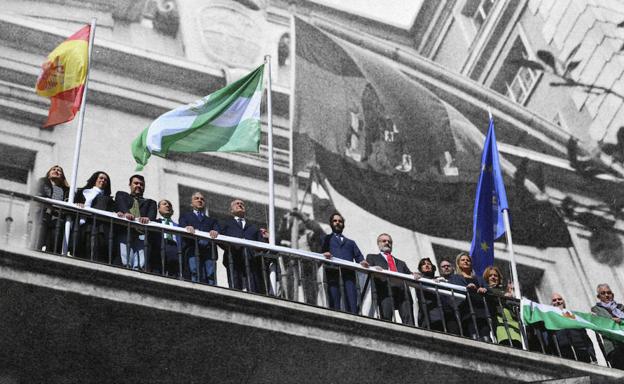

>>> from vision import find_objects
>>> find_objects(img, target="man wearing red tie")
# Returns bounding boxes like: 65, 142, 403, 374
366, 233, 418, 325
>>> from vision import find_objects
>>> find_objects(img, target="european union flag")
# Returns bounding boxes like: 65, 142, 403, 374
470, 117, 509, 276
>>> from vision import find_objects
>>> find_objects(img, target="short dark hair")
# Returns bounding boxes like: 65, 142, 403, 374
328, 212, 344, 224
128, 174, 145, 185
158, 199, 173, 208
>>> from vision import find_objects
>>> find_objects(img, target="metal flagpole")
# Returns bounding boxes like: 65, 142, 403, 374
289, 14, 299, 249
487, 109, 521, 299
63, 18, 97, 254
264, 55, 276, 246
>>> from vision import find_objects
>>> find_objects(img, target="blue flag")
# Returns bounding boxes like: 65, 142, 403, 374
470, 117, 509, 276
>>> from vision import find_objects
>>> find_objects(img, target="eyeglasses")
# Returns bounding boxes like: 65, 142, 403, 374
599, 291, 613, 296
551, 298, 564, 303
440, 265, 451, 268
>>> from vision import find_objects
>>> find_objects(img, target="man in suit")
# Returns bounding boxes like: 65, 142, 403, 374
366, 233, 416, 325
179, 192, 220, 285
220, 199, 268, 293
149, 199, 182, 277
321, 212, 369, 314
591, 283, 624, 369
115, 174, 157, 269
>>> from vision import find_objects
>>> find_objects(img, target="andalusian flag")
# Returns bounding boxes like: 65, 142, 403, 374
132, 64, 264, 171
36, 24, 90, 128
521, 298, 624, 343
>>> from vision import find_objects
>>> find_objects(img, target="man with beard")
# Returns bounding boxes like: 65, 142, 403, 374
115, 174, 157, 269
321, 213, 369, 313
366, 233, 416, 324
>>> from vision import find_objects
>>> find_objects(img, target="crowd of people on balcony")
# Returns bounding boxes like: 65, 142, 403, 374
31, 165, 624, 369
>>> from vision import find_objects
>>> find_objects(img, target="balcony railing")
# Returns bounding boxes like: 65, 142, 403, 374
25, 195, 612, 368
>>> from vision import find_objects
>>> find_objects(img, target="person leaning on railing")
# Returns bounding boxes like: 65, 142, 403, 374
366, 233, 417, 325
114, 174, 157, 270
483, 266, 522, 348
448, 252, 491, 341
321, 212, 369, 314
591, 283, 624, 369
414, 257, 459, 333
73, 171, 115, 261
543, 293, 596, 362
33, 165, 70, 253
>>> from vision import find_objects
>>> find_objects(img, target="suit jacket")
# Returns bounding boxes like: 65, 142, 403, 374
153, 217, 182, 245
220, 217, 267, 264
178, 211, 220, 252
366, 252, 413, 298
366, 252, 411, 274
114, 191, 157, 220
321, 233, 364, 263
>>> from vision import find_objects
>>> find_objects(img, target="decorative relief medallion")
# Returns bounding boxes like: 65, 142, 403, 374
198, 0, 264, 68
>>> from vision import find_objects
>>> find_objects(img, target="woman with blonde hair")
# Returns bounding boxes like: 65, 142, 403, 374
448, 252, 491, 341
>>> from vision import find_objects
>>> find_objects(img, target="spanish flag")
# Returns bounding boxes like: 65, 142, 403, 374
35, 25, 90, 128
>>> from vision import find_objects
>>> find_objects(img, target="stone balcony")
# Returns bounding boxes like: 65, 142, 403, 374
1, 246, 623, 383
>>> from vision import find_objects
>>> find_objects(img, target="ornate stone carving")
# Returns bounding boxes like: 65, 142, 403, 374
198, 1, 264, 68
145, 0, 180, 37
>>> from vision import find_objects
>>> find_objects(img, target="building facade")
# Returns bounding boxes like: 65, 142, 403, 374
1, 0, 624, 313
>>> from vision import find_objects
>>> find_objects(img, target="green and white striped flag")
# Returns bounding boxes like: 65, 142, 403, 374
521, 298, 624, 343
132, 64, 264, 171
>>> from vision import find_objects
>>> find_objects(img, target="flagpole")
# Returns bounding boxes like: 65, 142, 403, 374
288, 14, 300, 249
487, 109, 521, 300
63, 18, 96, 254
264, 55, 276, 246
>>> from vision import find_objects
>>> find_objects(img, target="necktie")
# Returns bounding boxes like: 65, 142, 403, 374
163, 218, 173, 241
129, 197, 140, 218
385, 252, 397, 272
236, 217, 244, 229
196, 211, 203, 220
336, 234, 343, 243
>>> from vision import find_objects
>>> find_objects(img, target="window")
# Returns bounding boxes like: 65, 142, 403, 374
462, 0, 495, 31
490, 34, 541, 105
0, 143, 36, 186
505, 45, 539, 104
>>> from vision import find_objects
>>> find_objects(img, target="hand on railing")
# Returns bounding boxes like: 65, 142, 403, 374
359, 260, 369, 268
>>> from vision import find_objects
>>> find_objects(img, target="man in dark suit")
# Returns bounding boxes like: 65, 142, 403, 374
115, 174, 157, 269
366, 233, 416, 325
179, 192, 220, 285
149, 199, 182, 277
220, 199, 268, 293
321, 212, 369, 314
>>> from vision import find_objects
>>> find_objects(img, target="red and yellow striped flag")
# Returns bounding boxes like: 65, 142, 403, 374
35, 25, 90, 128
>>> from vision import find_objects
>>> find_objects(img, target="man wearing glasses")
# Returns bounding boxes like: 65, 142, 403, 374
438, 259, 454, 280
591, 284, 624, 369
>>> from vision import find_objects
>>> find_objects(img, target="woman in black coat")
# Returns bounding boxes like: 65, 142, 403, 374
72, 171, 115, 261
34, 165, 70, 253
